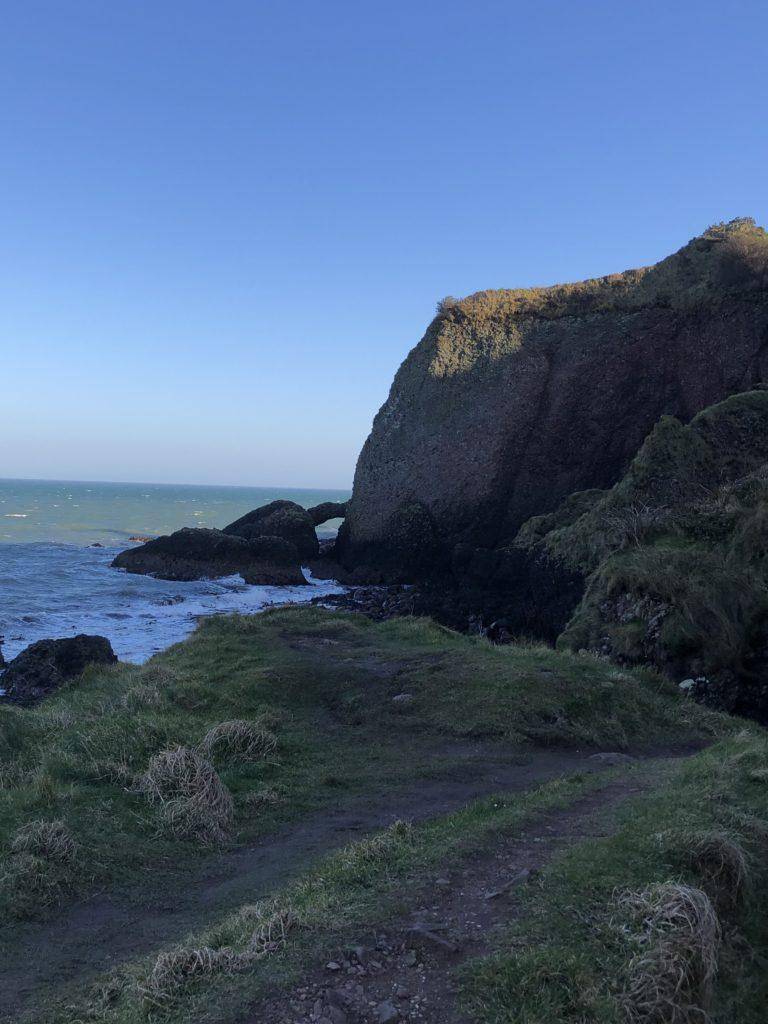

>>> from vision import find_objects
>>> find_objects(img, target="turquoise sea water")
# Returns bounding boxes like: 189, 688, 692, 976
0, 479, 350, 666
0, 478, 350, 545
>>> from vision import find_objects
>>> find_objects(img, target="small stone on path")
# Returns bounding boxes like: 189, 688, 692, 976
374, 1000, 400, 1023
589, 752, 636, 766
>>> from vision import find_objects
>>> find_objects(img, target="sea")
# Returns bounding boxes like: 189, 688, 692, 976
0, 478, 350, 666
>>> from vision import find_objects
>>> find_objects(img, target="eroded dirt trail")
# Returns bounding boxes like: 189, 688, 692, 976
249, 772, 658, 1024
2, 745, 626, 1019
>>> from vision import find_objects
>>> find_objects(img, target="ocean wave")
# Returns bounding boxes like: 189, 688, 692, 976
0, 543, 345, 665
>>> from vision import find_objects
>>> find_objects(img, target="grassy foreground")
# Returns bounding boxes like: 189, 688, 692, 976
0, 607, 722, 921
25, 733, 768, 1024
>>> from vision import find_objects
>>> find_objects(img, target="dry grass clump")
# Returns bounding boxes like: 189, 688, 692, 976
199, 718, 278, 766
618, 882, 721, 1024
139, 946, 239, 1010
1, 819, 78, 916
139, 905, 293, 1010
677, 830, 748, 913
11, 819, 77, 863
135, 747, 233, 844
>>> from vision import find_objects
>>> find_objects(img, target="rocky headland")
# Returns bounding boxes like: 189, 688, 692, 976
108, 219, 768, 724
331, 218, 768, 718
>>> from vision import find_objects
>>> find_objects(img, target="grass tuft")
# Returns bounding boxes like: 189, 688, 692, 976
135, 747, 234, 845
675, 829, 749, 913
10, 819, 77, 863
199, 719, 278, 766
1, 820, 78, 917
618, 882, 721, 1024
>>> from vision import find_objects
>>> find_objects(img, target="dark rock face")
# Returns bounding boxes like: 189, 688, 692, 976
2, 635, 117, 705
338, 220, 768, 611
306, 501, 347, 526
223, 500, 319, 561
112, 527, 306, 585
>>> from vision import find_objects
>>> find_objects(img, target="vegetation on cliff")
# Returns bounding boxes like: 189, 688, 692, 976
435, 218, 768, 341
517, 389, 768, 719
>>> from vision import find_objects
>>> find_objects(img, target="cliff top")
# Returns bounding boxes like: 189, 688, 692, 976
436, 218, 768, 328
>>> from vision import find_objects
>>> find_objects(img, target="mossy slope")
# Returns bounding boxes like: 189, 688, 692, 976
517, 389, 768, 719
0, 608, 722, 923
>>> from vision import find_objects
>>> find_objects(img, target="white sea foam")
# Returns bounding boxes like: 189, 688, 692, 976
0, 543, 346, 667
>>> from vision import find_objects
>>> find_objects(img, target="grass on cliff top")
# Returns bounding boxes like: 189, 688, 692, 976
33, 733, 768, 1024
0, 607, 724, 922
435, 217, 768, 329
426, 219, 768, 379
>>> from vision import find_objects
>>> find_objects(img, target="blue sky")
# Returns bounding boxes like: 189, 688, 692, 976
1, 0, 766, 488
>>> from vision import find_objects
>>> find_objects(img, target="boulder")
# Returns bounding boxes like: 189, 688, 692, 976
223, 500, 319, 560
2, 635, 117, 705
111, 527, 306, 585
306, 501, 347, 526
338, 219, 768, 608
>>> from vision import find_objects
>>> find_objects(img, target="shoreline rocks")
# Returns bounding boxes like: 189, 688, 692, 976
1, 635, 117, 706
223, 500, 319, 560
306, 501, 347, 526
111, 527, 306, 585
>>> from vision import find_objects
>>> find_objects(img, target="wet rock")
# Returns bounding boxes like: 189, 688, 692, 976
224, 500, 319, 560
2, 635, 117, 706
112, 527, 306, 585
307, 501, 347, 526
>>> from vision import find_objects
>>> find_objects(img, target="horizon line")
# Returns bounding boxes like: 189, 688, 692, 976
0, 475, 352, 492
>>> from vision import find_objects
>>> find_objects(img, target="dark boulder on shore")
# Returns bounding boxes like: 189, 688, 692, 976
223, 500, 319, 560
112, 527, 306, 585
306, 501, 347, 526
2, 635, 117, 706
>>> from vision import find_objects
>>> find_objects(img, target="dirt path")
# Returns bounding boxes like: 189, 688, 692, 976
1, 744, 633, 1019
248, 771, 658, 1024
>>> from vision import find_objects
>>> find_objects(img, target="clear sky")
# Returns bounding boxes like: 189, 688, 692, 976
1, 0, 766, 488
